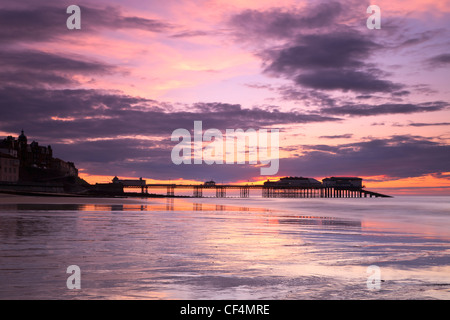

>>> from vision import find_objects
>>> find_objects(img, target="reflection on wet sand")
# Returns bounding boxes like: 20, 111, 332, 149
279, 215, 361, 228
0, 199, 363, 240
0, 199, 272, 214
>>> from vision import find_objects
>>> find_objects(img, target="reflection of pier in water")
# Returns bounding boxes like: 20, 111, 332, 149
0, 201, 270, 214
0, 202, 362, 240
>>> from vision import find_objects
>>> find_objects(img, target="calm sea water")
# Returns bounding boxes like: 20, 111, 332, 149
0, 195, 449, 300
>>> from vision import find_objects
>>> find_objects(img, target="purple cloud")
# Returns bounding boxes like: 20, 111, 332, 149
278, 135, 450, 180
321, 101, 449, 116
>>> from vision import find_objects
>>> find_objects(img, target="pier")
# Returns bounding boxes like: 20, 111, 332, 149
116, 181, 391, 198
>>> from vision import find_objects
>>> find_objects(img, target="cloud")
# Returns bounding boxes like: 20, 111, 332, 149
0, 87, 340, 141
294, 69, 403, 93
229, 1, 343, 40
426, 53, 450, 68
0, 82, 342, 181
261, 30, 406, 94
278, 135, 450, 179
0, 5, 66, 43
0, 50, 114, 73
260, 84, 443, 117
0, 49, 118, 87
0, 3, 173, 44
0, 71, 75, 87
56, 134, 450, 182
52, 138, 168, 164
402, 122, 450, 127
276, 86, 338, 107
0, 3, 170, 91
321, 101, 449, 116
264, 32, 378, 73
228, 2, 450, 104
227, 2, 409, 95
170, 30, 213, 38
319, 134, 353, 139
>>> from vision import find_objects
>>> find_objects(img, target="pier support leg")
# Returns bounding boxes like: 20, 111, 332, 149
240, 187, 249, 198
193, 186, 203, 198
167, 186, 175, 196
216, 187, 226, 198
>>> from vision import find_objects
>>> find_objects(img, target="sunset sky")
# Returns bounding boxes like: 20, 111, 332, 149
1, 0, 449, 195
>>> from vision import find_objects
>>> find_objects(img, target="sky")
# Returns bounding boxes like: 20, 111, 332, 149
0, 0, 449, 195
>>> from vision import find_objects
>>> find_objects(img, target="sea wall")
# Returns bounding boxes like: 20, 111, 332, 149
0, 182, 65, 194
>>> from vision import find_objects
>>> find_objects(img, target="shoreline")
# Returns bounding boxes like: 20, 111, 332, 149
0, 189, 190, 199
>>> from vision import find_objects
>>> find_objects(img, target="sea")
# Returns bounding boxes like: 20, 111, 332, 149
0, 194, 449, 300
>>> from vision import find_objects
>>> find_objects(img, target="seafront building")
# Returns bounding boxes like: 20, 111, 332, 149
0, 131, 78, 183
264, 176, 322, 188
322, 177, 363, 188
0, 153, 20, 182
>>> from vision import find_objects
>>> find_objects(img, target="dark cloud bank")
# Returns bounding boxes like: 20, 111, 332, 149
280, 136, 450, 180
0, 3, 173, 44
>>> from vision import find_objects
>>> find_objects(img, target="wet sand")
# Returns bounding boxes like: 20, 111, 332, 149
0, 195, 449, 299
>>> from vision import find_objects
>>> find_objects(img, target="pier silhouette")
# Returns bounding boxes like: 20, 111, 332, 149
109, 177, 391, 198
